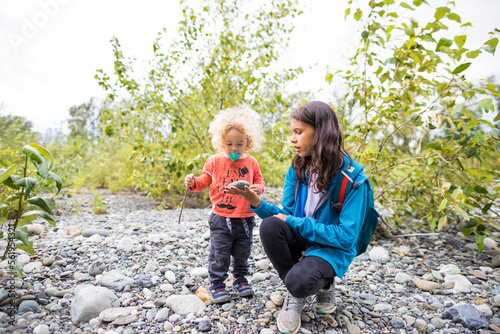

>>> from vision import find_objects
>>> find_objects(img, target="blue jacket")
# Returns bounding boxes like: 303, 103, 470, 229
252, 162, 372, 278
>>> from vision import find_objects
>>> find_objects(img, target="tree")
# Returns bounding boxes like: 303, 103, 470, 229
96, 0, 304, 196
67, 97, 102, 140
334, 0, 499, 249
0, 112, 40, 166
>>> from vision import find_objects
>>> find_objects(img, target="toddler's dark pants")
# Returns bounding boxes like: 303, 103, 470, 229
260, 216, 335, 298
208, 213, 255, 284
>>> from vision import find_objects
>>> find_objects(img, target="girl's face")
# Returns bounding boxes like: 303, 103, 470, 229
224, 128, 248, 157
290, 118, 316, 157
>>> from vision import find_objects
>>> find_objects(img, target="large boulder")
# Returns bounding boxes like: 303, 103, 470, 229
70, 285, 119, 323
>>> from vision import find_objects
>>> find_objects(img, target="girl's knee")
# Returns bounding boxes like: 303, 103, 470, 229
259, 216, 284, 236
284, 277, 311, 299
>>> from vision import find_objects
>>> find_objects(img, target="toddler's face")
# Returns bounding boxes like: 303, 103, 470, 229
224, 128, 248, 158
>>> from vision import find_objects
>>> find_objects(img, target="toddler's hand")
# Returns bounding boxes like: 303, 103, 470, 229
249, 185, 259, 195
185, 174, 196, 188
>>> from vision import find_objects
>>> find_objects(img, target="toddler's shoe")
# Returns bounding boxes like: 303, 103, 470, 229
232, 277, 254, 297
209, 283, 231, 304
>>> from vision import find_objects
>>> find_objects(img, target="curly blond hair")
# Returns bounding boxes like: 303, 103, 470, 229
209, 105, 264, 152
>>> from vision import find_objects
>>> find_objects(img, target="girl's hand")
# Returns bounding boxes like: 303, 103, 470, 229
249, 185, 259, 195
274, 213, 288, 221
224, 186, 261, 208
185, 174, 196, 188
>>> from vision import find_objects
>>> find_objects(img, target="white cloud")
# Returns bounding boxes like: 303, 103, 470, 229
0, 0, 498, 133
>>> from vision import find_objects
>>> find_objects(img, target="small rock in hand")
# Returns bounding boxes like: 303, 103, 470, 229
227, 180, 250, 189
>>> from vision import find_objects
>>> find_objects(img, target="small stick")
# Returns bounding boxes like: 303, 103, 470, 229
393, 232, 441, 237
178, 170, 201, 224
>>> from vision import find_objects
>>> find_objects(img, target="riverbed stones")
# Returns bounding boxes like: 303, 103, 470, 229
70, 285, 119, 323
369, 246, 390, 263
27, 224, 45, 236
1, 190, 499, 333
99, 307, 131, 322
100, 271, 134, 291
413, 278, 441, 291
442, 303, 489, 330
444, 275, 473, 293
165, 295, 206, 314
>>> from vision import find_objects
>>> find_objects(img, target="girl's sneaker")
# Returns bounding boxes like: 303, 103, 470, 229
313, 281, 337, 314
277, 292, 305, 334
232, 277, 254, 297
209, 283, 231, 304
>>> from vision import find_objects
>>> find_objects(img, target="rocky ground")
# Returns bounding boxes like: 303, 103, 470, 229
0, 190, 499, 334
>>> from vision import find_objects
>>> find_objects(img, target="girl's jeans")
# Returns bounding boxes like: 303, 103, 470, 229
260, 216, 335, 298
208, 213, 255, 284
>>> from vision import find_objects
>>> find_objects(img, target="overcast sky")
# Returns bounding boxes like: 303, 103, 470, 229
1, 0, 499, 133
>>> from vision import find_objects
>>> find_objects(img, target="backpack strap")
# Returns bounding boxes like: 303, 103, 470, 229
332, 156, 363, 214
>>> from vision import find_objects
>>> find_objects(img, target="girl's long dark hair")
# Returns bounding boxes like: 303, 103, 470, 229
291, 101, 347, 193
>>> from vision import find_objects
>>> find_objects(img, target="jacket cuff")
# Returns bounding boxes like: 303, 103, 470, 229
250, 199, 272, 218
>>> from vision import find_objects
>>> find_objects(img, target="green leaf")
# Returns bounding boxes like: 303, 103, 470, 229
461, 225, 472, 237
484, 46, 495, 55
485, 37, 499, 48
428, 141, 442, 150
452, 204, 469, 221
495, 110, 500, 122
454, 35, 466, 48
466, 147, 477, 158
17, 219, 33, 227
22, 145, 43, 163
434, 6, 450, 20
30, 143, 54, 170
344, 7, 351, 19
452, 62, 471, 74
476, 234, 485, 252
22, 145, 49, 179
490, 222, 500, 231
15, 241, 34, 256
447, 13, 461, 23
0, 165, 18, 184
482, 203, 492, 214
48, 172, 62, 194
461, 108, 476, 119
400, 2, 414, 10
435, 38, 453, 51
354, 8, 362, 21
474, 186, 488, 194
21, 210, 41, 221
485, 83, 499, 94
437, 215, 447, 231
479, 98, 493, 111
13, 177, 38, 199
2, 175, 20, 190
14, 227, 30, 246
465, 219, 477, 228
466, 50, 481, 59
38, 211, 56, 228
438, 198, 447, 212
361, 30, 369, 39
325, 73, 333, 84
27, 196, 52, 214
